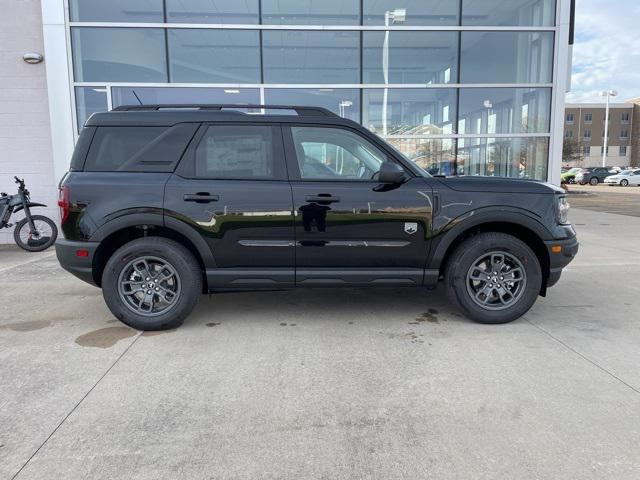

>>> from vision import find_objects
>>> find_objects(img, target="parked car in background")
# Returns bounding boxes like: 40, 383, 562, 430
604, 169, 640, 186
560, 167, 582, 184
575, 167, 616, 185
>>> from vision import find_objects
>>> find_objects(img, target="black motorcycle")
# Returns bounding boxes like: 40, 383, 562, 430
0, 177, 58, 252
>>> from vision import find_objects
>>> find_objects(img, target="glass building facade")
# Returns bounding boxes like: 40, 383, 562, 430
68, 0, 559, 180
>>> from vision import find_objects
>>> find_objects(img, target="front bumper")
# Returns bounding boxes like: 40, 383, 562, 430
545, 235, 579, 288
55, 238, 100, 286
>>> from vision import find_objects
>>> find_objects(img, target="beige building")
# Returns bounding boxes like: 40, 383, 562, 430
563, 102, 639, 168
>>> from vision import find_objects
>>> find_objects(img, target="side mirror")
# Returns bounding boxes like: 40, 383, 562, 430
378, 161, 406, 184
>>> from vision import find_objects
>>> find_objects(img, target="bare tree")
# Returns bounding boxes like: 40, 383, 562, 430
562, 138, 583, 164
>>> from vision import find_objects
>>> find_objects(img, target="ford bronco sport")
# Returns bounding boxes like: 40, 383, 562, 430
56, 105, 578, 331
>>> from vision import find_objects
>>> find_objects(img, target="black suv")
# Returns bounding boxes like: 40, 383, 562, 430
56, 105, 578, 331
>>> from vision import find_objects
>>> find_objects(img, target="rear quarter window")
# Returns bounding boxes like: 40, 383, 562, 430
84, 124, 198, 172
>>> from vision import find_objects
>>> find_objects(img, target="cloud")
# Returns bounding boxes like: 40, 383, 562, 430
566, 0, 640, 103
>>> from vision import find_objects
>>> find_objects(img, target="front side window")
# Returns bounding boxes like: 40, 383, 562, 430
195, 125, 284, 180
290, 127, 389, 181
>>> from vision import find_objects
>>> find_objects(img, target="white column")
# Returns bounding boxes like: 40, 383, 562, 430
41, 0, 75, 183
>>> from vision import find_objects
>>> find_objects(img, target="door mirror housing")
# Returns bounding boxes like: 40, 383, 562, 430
378, 161, 406, 184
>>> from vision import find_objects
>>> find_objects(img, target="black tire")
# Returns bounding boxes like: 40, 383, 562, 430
589, 177, 599, 186
621, 179, 629, 187
445, 233, 542, 324
13, 215, 58, 252
568, 178, 576, 184
102, 237, 202, 330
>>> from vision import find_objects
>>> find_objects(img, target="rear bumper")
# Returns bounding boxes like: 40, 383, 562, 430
545, 235, 579, 288
55, 238, 100, 287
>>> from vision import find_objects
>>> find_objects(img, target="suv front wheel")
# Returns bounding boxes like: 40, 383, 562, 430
102, 237, 202, 330
445, 233, 542, 324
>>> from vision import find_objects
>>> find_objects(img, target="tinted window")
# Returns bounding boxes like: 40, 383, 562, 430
363, 32, 458, 84
71, 28, 167, 82
262, 0, 360, 25
262, 31, 360, 84
70, 0, 164, 22
291, 127, 388, 181
85, 125, 198, 172
462, 0, 555, 26
166, 0, 259, 23
460, 32, 554, 84
168, 29, 261, 83
363, 0, 458, 25
195, 126, 284, 179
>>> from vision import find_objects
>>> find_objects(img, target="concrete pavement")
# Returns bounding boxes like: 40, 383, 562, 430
1, 208, 639, 479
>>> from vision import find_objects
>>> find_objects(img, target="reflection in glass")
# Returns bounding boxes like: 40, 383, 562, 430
363, 32, 458, 84
363, 0, 459, 25
262, 0, 359, 25
69, 0, 163, 22
457, 137, 549, 180
75, 87, 108, 130
460, 32, 554, 84
71, 28, 167, 82
262, 31, 360, 84
363, 89, 457, 136
264, 89, 360, 121
111, 87, 260, 108
168, 29, 261, 83
462, 0, 555, 26
166, 0, 259, 23
388, 138, 457, 176
458, 88, 551, 134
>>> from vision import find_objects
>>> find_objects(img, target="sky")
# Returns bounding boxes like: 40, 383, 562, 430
566, 0, 640, 103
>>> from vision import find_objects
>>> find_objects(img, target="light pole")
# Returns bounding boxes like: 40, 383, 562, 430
382, 8, 406, 136
339, 100, 352, 118
600, 90, 617, 167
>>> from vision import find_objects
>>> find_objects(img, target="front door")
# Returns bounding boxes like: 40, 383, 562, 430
284, 125, 434, 286
165, 123, 295, 288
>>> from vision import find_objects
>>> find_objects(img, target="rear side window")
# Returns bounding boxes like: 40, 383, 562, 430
192, 125, 285, 180
84, 124, 198, 172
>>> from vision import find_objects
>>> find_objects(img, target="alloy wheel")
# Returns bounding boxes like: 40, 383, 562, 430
466, 251, 527, 311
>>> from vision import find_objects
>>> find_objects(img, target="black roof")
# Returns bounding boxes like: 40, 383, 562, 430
85, 104, 356, 128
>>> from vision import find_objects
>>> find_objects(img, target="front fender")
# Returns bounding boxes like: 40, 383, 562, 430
427, 207, 554, 271
13, 202, 47, 213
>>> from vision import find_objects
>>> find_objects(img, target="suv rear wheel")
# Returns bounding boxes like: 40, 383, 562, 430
445, 233, 542, 324
589, 177, 599, 186
102, 237, 202, 330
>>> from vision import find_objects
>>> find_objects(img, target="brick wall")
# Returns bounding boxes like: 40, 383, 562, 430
0, 0, 58, 244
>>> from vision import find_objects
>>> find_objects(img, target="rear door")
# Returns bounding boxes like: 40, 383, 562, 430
283, 124, 434, 286
165, 123, 295, 288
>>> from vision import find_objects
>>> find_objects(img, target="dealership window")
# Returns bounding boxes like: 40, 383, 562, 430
111, 87, 261, 108
168, 29, 261, 83
71, 28, 167, 82
363, 89, 457, 136
69, 0, 164, 22
262, 0, 360, 25
264, 89, 360, 122
165, 0, 259, 23
388, 138, 457, 176
195, 126, 284, 179
461, 0, 555, 26
75, 87, 108, 130
362, 32, 458, 84
363, 0, 459, 26
262, 31, 360, 84
458, 88, 551, 134
457, 137, 549, 179
460, 32, 554, 84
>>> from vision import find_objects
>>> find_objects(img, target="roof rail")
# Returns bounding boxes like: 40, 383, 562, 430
112, 104, 338, 117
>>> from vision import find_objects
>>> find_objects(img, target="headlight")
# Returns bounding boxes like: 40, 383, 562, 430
556, 196, 570, 224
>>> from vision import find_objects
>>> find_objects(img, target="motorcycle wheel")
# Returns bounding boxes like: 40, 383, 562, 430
14, 215, 58, 252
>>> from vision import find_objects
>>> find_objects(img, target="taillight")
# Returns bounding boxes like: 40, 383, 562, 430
58, 186, 70, 224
